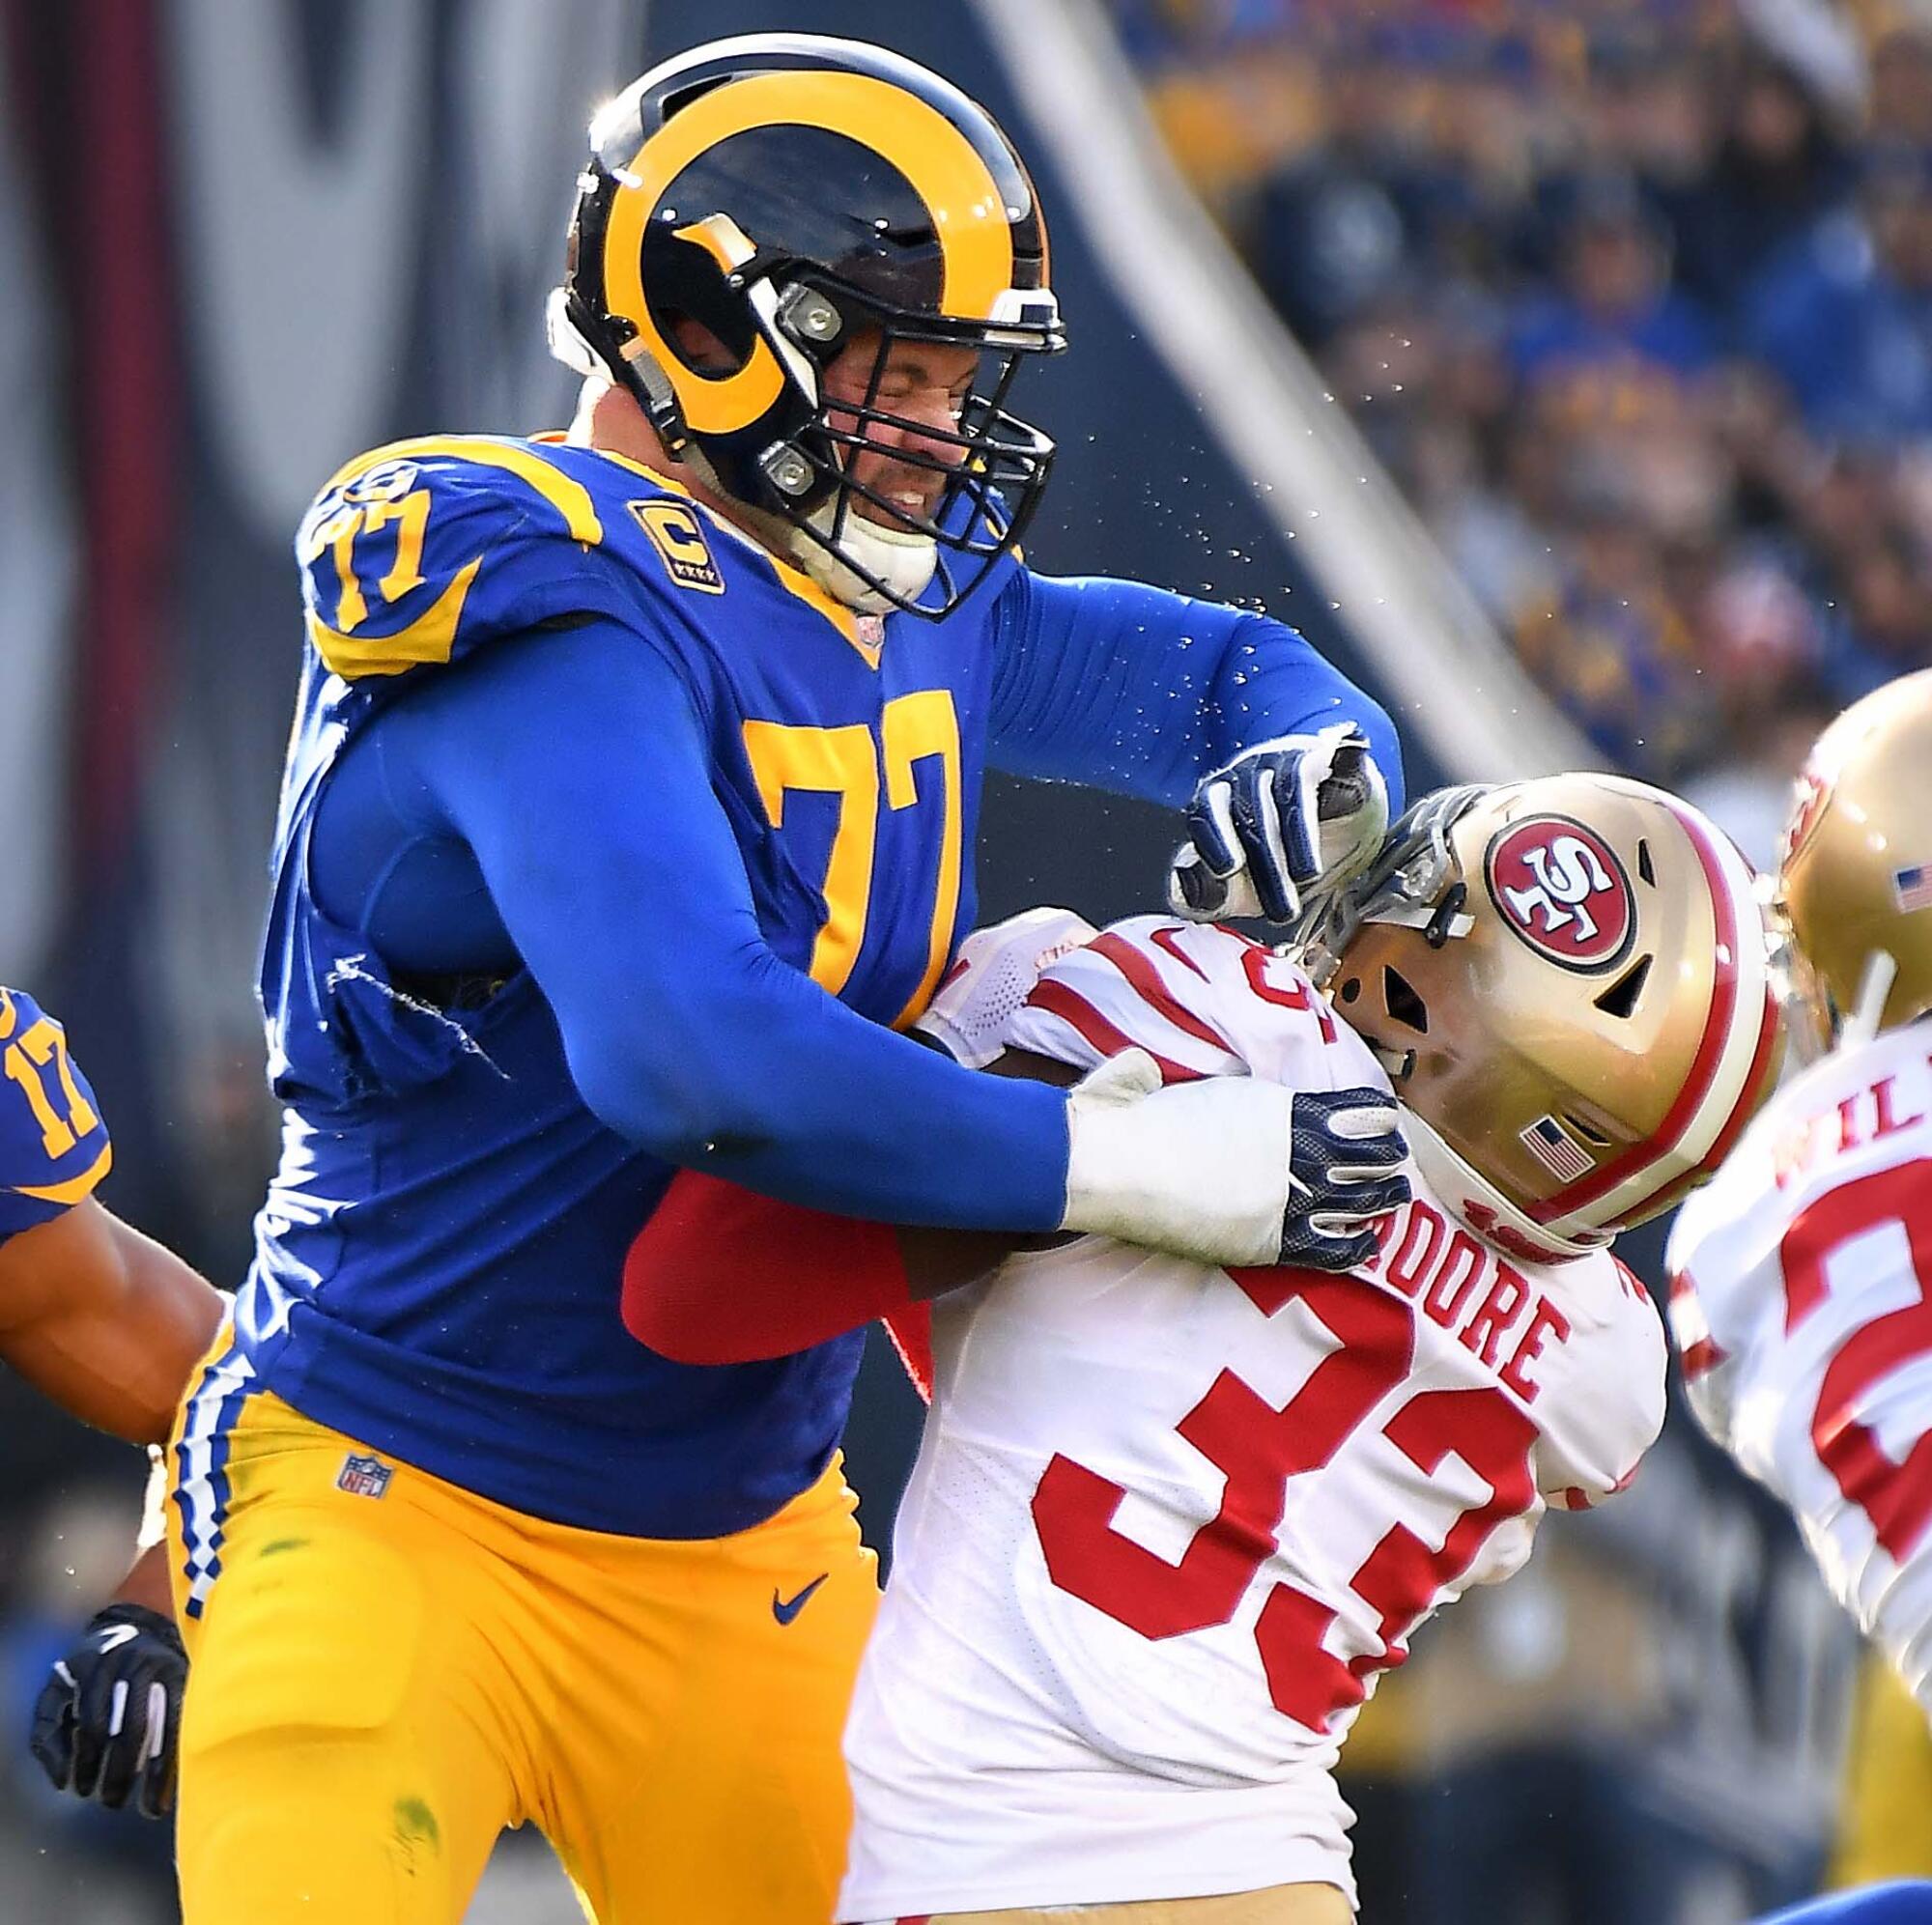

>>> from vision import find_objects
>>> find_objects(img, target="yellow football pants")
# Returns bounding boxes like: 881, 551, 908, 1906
166, 1360, 877, 1924
1830, 1653, 1932, 1884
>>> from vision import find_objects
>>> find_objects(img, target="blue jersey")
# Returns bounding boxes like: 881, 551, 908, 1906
0, 989, 111, 1243
228, 431, 1400, 1539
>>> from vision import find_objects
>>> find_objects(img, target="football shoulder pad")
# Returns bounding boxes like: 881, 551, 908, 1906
1006, 914, 1385, 1095
295, 436, 643, 683
0, 989, 111, 1242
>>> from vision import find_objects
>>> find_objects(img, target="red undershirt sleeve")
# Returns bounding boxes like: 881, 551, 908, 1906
622, 1169, 928, 1392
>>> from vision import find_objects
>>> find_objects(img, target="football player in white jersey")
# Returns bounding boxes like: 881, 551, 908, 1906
1669, 669, 1932, 1719
625, 774, 1782, 1923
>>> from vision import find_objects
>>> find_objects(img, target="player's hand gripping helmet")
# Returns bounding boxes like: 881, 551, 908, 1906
1776, 669, 1932, 1054
549, 34, 1065, 618
1300, 776, 1783, 1263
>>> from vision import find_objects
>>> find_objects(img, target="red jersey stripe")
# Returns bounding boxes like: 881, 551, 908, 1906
1678, 1335, 1729, 1382
1149, 922, 1211, 979
1023, 979, 1202, 1085
1088, 929, 1238, 1059
1668, 1270, 1730, 1382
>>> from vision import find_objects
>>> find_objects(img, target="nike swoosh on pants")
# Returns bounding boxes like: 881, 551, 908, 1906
772, 1573, 829, 1625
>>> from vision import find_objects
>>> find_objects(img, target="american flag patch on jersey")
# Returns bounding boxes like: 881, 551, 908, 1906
1520, 1114, 1594, 1182
336, 1452, 393, 1499
1892, 863, 1932, 913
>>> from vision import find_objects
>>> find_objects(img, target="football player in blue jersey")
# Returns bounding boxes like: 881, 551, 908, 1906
53, 35, 1413, 1924
0, 989, 223, 1818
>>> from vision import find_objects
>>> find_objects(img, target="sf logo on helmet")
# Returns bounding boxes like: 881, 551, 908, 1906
1485, 817, 1635, 972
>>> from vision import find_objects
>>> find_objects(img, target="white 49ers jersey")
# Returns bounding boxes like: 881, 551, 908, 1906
839, 918, 1667, 1923
1666, 1021, 1932, 1713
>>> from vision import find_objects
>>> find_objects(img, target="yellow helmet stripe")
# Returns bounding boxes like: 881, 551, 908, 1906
605, 70, 1017, 438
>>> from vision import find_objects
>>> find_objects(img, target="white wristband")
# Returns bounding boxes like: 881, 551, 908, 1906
1059, 1050, 1292, 1268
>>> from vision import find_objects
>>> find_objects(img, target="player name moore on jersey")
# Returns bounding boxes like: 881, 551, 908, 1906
1668, 1021, 1932, 1713
838, 917, 1666, 1923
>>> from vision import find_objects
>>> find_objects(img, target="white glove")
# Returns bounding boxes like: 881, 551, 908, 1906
914, 905, 1097, 1068
1168, 723, 1390, 927
1059, 1049, 1410, 1269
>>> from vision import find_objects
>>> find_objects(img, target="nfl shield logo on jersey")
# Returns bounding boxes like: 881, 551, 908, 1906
336, 1452, 394, 1500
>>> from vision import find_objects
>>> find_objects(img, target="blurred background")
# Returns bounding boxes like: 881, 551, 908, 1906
2, 0, 1930, 1918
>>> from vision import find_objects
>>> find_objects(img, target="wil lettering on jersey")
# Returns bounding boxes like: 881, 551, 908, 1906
1773, 1066, 1928, 1190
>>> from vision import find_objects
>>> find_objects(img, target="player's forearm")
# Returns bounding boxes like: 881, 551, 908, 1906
625, 1052, 1076, 1365
623, 1170, 1024, 1363
989, 571, 1404, 809
1208, 614, 1405, 810
576, 958, 1074, 1229
410, 623, 1074, 1230
114, 1542, 175, 1617
0, 1203, 225, 1444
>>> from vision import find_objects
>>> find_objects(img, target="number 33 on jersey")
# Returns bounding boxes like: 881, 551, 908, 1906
0, 990, 111, 1243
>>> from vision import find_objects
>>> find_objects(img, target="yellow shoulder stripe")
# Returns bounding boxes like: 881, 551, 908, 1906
321, 435, 605, 547
308, 555, 482, 680
588, 449, 880, 668
16, 1141, 113, 1205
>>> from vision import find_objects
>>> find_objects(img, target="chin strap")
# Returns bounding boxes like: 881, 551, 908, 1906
789, 501, 939, 614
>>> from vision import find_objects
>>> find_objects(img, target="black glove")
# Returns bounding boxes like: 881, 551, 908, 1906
30, 1601, 185, 1819
1281, 1086, 1411, 1271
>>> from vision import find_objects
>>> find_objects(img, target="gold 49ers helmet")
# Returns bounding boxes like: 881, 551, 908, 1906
548, 34, 1064, 616
1301, 776, 1783, 1264
1778, 669, 1932, 1051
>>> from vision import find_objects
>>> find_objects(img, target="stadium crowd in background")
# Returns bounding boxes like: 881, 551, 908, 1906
1119, 5, 1932, 1917
1119, 0, 1932, 862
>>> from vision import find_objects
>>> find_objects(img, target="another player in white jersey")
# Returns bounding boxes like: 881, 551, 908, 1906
626, 775, 1782, 1923
1669, 669, 1932, 1718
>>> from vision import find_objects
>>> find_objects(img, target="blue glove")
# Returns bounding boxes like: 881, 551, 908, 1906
29, 1602, 185, 1819
1169, 724, 1390, 927
1283, 1085, 1411, 1271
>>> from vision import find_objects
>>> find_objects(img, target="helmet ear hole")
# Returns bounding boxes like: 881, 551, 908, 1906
659, 306, 751, 375
1382, 967, 1430, 1033
1562, 1110, 1613, 1149
645, 229, 763, 372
